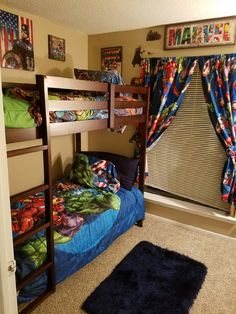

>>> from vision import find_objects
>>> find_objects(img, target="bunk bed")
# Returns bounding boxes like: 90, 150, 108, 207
4, 74, 149, 313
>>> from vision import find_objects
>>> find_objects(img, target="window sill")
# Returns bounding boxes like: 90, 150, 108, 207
144, 192, 236, 225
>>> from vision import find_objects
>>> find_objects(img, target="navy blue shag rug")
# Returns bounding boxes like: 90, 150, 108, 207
82, 241, 207, 314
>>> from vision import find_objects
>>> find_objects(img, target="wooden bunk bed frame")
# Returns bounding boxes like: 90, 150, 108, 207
4, 75, 150, 313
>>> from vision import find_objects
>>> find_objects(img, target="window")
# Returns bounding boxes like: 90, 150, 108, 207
146, 64, 229, 213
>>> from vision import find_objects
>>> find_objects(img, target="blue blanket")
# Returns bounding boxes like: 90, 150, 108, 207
16, 186, 144, 302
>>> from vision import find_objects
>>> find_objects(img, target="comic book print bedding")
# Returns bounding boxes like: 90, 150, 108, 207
11, 154, 121, 238
49, 94, 142, 123
3, 88, 143, 128
16, 184, 145, 303
13, 154, 124, 299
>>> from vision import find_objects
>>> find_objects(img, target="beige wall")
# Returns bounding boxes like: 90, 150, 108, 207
88, 25, 236, 83
1, 4, 88, 82
1, 4, 88, 195
88, 26, 236, 157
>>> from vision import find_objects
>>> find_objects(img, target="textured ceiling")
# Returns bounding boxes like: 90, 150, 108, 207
1, 0, 236, 34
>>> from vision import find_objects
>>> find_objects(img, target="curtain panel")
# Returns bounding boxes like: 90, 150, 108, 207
146, 57, 197, 150
141, 54, 236, 215
199, 54, 236, 215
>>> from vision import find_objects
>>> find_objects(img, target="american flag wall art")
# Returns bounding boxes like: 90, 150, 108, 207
0, 9, 34, 71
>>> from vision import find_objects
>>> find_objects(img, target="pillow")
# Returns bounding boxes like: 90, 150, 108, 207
74, 69, 124, 85
83, 151, 139, 190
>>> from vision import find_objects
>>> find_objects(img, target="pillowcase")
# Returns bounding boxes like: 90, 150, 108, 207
74, 69, 124, 85
82, 151, 139, 190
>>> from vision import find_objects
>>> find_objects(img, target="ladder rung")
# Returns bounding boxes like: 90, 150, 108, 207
16, 261, 52, 291
19, 288, 55, 314
7, 145, 48, 158
13, 222, 51, 247
10, 184, 49, 203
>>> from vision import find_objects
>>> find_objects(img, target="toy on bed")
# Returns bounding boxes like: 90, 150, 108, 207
12, 152, 144, 303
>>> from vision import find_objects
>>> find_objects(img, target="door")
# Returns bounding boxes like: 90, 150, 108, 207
0, 69, 18, 314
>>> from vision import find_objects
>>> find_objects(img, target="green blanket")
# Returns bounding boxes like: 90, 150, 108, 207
62, 188, 120, 215
3, 95, 35, 128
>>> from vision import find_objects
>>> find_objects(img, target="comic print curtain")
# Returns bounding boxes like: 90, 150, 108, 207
199, 54, 236, 215
146, 57, 198, 150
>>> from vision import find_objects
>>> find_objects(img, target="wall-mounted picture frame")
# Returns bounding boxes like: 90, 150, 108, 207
101, 46, 122, 74
48, 35, 65, 61
0, 9, 34, 71
164, 16, 236, 50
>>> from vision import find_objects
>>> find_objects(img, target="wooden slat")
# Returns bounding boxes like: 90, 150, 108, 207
10, 184, 49, 203
114, 115, 146, 128
45, 75, 108, 92
114, 84, 148, 94
16, 261, 52, 291
5, 128, 42, 143
114, 100, 145, 109
13, 222, 51, 247
50, 119, 108, 136
7, 145, 48, 158
2, 82, 36, 89
109, 84, 115, 128
48, 100, 108, 111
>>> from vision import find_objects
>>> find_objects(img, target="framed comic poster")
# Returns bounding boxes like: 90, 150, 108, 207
101, 46, 122, 74
48, 35, 65, 61
164, 16, 236, 50
0, 9, 34, 71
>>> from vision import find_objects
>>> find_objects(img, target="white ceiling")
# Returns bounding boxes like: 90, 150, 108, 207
1, 0, 236, 35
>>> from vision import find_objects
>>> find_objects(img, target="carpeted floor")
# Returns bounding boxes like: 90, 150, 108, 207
31, 213, 236, 314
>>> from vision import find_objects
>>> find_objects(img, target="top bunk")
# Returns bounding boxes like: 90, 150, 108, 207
3, 75, 150, 144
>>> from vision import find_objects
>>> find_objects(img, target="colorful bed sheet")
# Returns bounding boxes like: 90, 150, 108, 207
49, 94, 143, 123
15, 186, 144, 302
4, 88, 143, 127
3, 88, 42, 128
11, 181, 120, 238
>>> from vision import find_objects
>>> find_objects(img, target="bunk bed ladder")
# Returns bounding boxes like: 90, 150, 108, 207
7, 78, 55, 313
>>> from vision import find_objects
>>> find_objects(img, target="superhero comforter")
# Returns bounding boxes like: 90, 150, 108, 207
12, 154, 128, 301
15, 185, 144, 303
12, 154, 121, 238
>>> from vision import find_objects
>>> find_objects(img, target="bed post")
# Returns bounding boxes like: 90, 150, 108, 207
136, 86, 150, 227
138, 86, 150, 193
75, 133, 81, 153
108, 83, 115, 129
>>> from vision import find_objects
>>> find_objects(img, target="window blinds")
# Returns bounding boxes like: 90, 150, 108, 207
146, 64, 230, 213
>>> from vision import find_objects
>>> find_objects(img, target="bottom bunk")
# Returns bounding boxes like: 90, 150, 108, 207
12, 154, 144, 304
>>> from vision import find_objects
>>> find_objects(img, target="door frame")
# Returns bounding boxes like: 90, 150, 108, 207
0, 69, 17, 314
